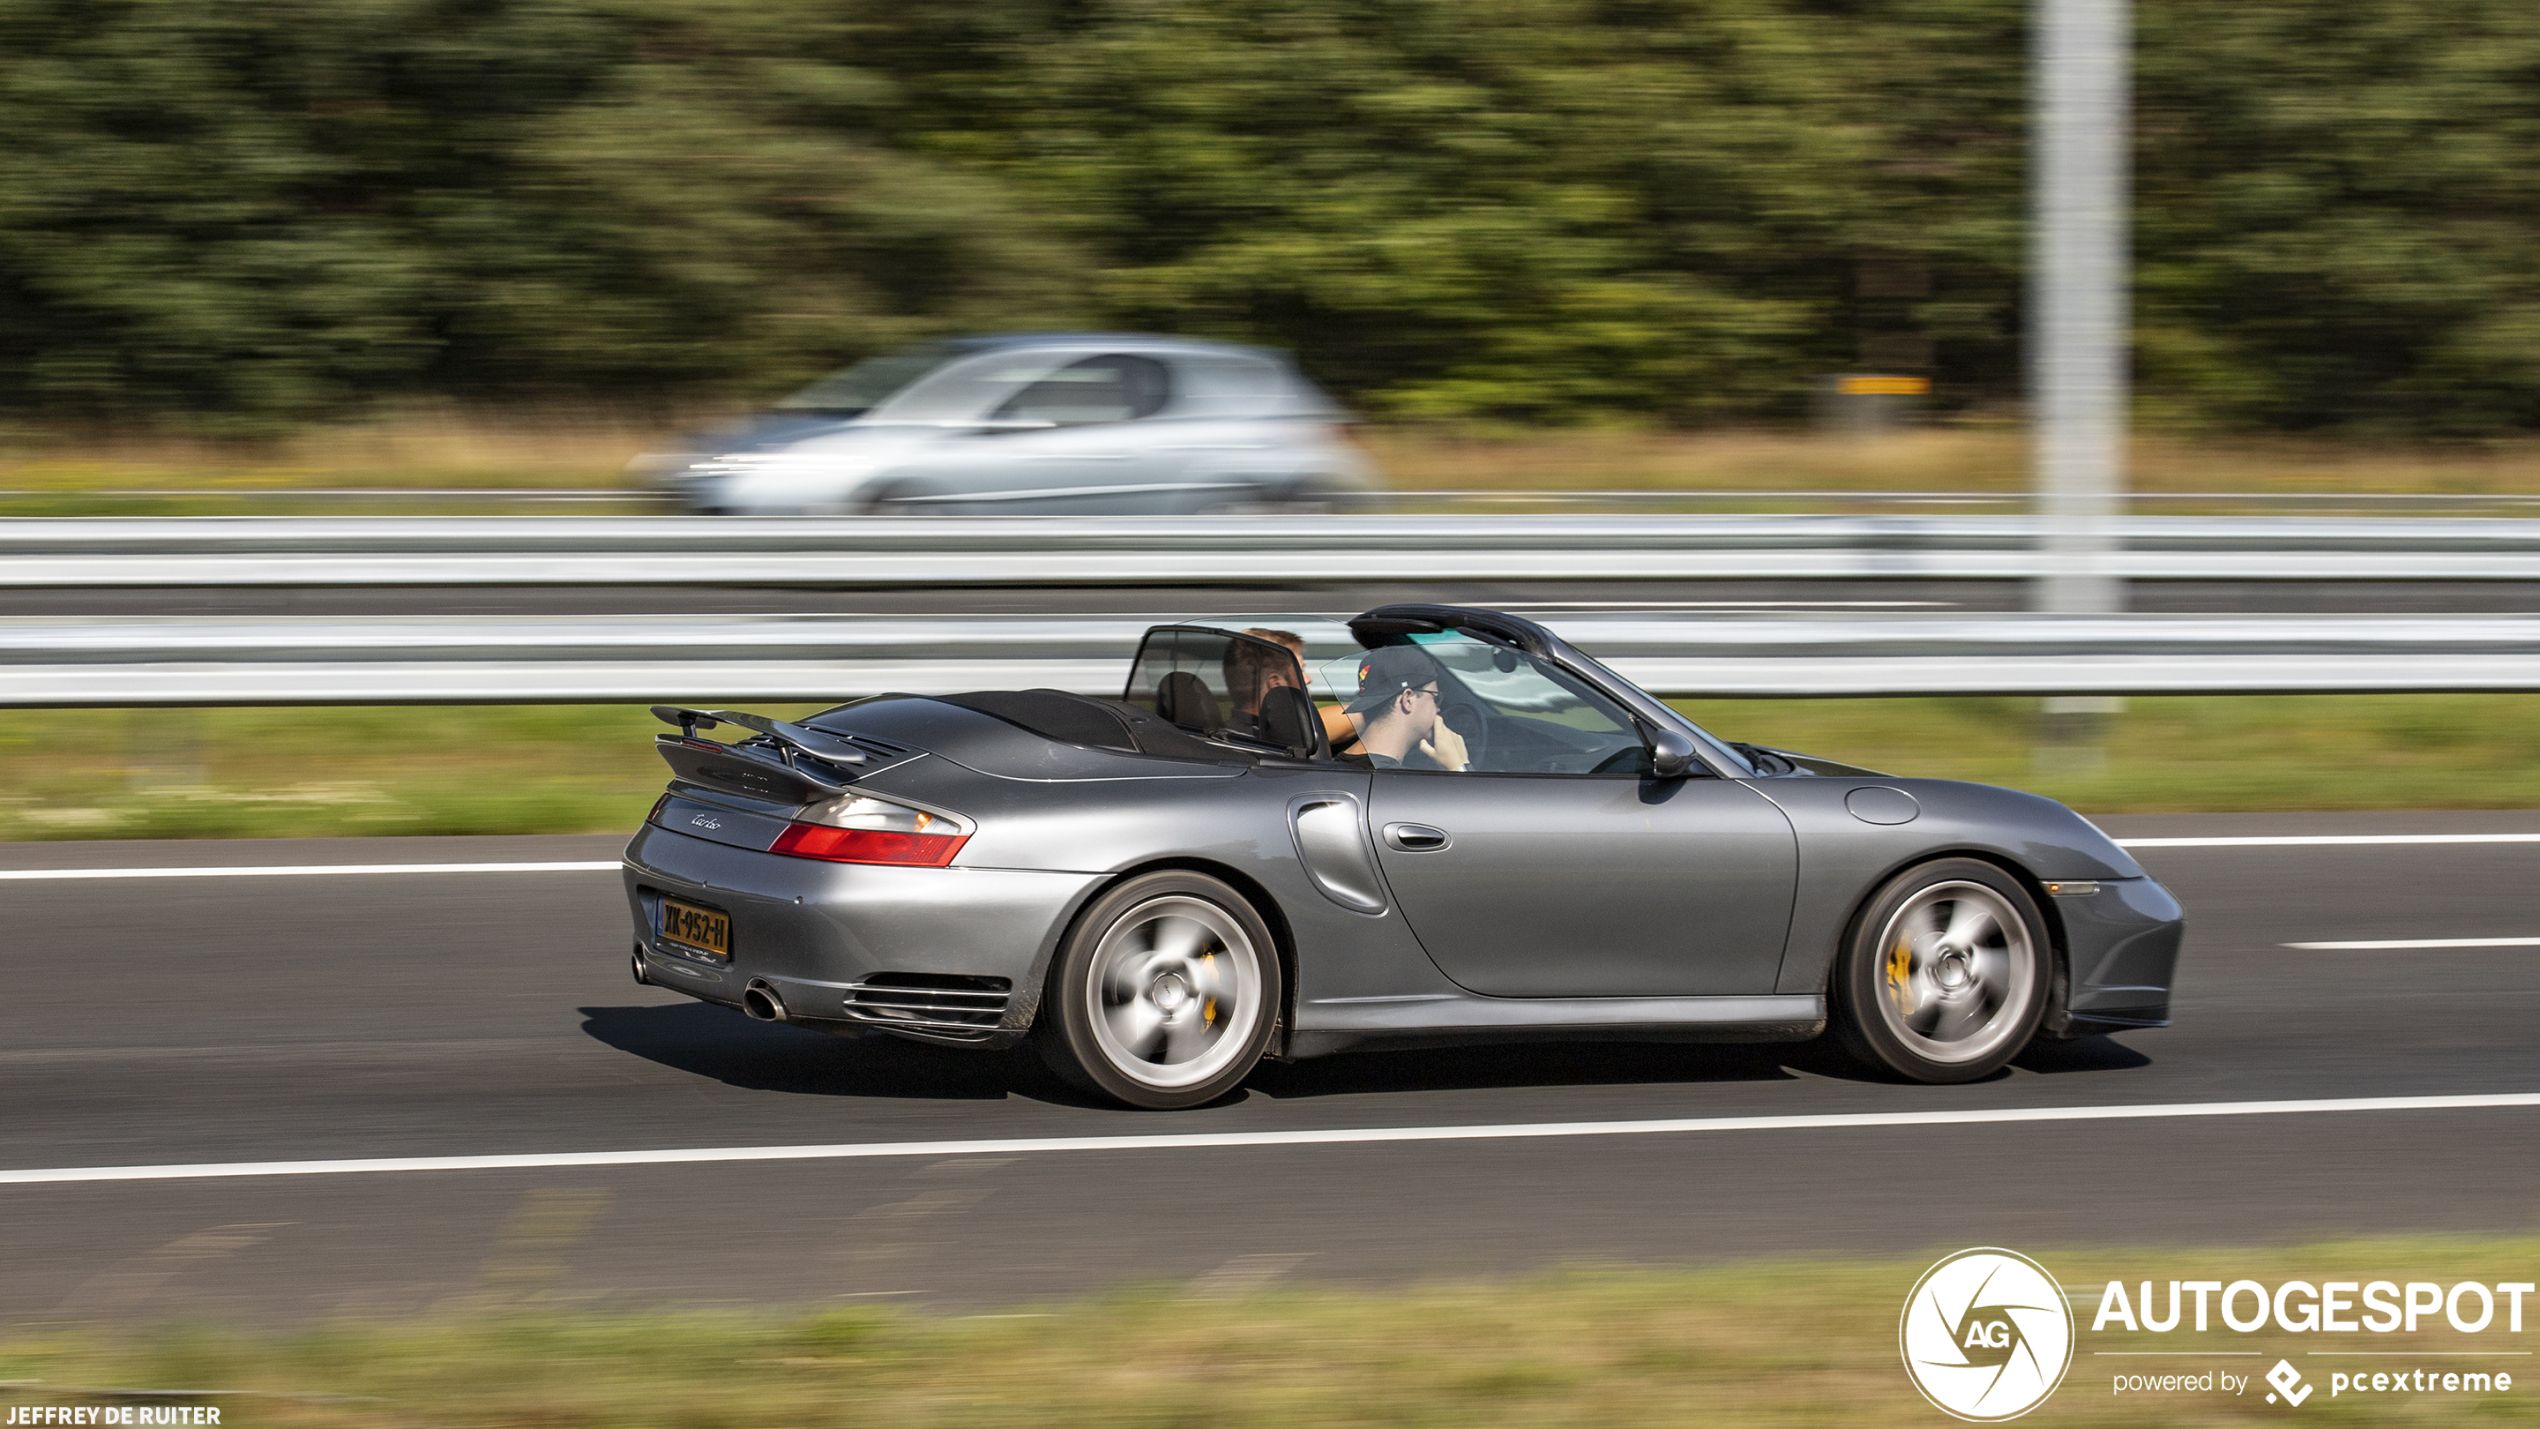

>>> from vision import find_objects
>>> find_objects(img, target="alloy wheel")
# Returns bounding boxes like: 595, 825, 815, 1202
1871, 880, 2037, 1067
1083, 895, 1264, 1091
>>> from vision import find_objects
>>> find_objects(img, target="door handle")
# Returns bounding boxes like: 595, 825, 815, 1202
1382, 822, 1450, 852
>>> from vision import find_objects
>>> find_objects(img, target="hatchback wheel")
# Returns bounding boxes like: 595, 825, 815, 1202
1833, 858, 2050, 1083
1038, 871, 1281, 1109
1197, 482, 1337, 515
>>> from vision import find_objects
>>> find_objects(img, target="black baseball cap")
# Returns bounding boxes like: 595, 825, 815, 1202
1343, 644, 1445, 716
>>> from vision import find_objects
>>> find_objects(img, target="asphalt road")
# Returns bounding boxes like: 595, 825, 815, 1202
7, 812, 2540, 1325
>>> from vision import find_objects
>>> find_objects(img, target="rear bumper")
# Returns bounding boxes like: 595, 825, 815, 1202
2049, 875, 2185, 1034
622, 824, 1102, 1047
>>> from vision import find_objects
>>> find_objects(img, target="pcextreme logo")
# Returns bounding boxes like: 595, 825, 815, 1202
2090, 1274, 2527, 1407
1901, 1248, 2077, 1421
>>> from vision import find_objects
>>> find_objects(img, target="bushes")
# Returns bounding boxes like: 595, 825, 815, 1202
0, 0, 1077, 427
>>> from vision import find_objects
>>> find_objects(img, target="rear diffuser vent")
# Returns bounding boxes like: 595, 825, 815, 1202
841, 973, 1012, 1036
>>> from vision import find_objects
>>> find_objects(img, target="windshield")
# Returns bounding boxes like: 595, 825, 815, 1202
1312, 631, 1654, 774
774, 344, 959, 415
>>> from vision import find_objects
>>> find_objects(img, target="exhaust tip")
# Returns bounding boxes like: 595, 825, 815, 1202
631, 947, 652, 986
742, 981, 786, 1022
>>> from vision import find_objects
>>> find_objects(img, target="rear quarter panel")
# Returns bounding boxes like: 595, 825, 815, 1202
857, 755, 1464, 1013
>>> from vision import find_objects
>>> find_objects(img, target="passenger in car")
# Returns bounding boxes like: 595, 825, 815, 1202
1344, 645, 1470, 770
1222, 629, 1310, 745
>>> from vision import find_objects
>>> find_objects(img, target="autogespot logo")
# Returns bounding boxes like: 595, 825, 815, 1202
1902, 1248, 2077, 1421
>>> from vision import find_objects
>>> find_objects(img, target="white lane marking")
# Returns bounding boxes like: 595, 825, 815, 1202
2118, 834, 2540, 848
4, 1092, 2538, 1187
2285, 937, 2540, 950
1189, 1253, 1314, 1299
0, 861, 619, 881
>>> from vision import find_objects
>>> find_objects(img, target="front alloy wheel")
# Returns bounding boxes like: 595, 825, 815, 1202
1835, 858, 2050, 1083
1040, 872, 1281, 1109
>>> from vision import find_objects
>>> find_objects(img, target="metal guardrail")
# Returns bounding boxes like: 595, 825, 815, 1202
4, 514, 2540, 587
12, 613, 2540, 705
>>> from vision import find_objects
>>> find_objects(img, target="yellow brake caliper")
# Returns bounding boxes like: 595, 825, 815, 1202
1886, 936, 1915, 1015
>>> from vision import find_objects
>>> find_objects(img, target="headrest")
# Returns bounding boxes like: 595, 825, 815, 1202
1155, 670, 1221, 732
1257, 684, 1319, 757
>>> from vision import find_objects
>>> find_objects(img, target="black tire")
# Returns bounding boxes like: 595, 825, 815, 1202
1037, 871, 1283, 1109
855, 482, 931, 516
1259, 491, 1338, 515
1197, 482, 1336, 515
1832, 858, 2050, 1083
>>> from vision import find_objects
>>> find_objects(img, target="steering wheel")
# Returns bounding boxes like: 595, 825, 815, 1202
1439, 701, 1489, 771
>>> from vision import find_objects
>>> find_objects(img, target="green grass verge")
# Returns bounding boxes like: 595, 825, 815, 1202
5, 694, 2538, 844
1676, 693, 2540, 814
0, 705, 822, 843
3, 1237, 2534, 1426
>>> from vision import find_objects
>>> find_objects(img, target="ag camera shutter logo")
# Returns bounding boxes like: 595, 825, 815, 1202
1902, 1248, 2076, 1421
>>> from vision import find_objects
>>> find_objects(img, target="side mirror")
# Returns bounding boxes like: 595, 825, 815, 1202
1647, 728, 1698, 779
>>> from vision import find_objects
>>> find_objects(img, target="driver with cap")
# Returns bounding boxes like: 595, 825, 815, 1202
1345, 645, 1471, 771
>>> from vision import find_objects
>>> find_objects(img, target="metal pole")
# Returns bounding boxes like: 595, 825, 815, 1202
2031, 0, 2128, 616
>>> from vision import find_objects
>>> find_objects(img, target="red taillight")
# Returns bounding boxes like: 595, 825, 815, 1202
770, 822, 968, 867
646, 794, 672, 825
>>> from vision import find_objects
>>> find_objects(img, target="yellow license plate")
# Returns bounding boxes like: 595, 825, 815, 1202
661, 897, 731, 958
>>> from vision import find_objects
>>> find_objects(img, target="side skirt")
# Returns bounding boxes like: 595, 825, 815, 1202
1285, 993, 1826, 1061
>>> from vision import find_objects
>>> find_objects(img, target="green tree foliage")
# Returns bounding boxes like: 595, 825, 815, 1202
953, 0, 1870, 423
4, 0, 2540, 432
2131, 2, 2540, 434
0, 0, 1078, 426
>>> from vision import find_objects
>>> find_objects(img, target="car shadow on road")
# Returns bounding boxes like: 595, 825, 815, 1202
583, 1002, 1828, 1105
1245, 1039, 1808, 1099
582, 1002, 2154, 1106
578, 1002, 1080, 1103
2011, 1035, 2155, 1075
1250, 1032, 2154, 1098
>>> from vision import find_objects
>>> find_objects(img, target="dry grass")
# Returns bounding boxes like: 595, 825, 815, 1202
14, 412, 2540, 505
0, 407, 671, 500
2, 1237, 2533, 1426
1365, 425, 2034, 492
1366, 425, 2540, 498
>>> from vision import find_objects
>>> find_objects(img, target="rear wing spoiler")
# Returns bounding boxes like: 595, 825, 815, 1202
649, 705, 870, 805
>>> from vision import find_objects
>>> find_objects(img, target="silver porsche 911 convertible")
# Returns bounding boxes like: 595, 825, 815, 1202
622, 605, 2183, 1108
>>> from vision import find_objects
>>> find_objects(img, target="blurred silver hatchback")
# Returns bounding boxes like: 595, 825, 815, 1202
650, 334, 1375, 515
